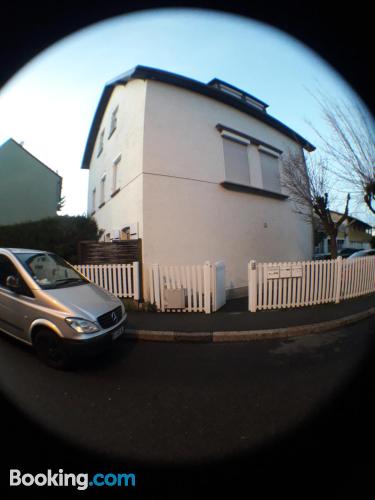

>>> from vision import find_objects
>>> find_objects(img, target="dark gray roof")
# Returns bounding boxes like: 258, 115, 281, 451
81, 65, 315, 169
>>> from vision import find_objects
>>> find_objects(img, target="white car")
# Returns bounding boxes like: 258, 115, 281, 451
347, 249, 375, 259
0, 248, 127, 369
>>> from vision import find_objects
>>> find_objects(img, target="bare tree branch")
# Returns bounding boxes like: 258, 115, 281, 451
309, 93, 375, 214
281, 150, 351, 258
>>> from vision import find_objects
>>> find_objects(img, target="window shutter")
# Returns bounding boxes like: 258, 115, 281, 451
222, 138, 250, 186
260, 151, 281, 193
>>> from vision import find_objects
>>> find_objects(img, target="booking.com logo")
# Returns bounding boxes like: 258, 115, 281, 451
10, 469, 136, 490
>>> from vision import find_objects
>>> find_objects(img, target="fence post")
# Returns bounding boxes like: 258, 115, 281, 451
248, 260, 257, 312
335, 256, 343, 304
152, 264, 161, 310
132, 261, 140, 300
203, 261, 211, 314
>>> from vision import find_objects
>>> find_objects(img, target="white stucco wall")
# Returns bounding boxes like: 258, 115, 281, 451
87, 80, 146, 239
86, 77, 314, 296
142, 80, 313, 295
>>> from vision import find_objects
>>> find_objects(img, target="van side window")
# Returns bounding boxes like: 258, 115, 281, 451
0, 255, 33, 297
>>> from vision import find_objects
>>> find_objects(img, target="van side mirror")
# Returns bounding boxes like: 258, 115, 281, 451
6, 275, 20, 291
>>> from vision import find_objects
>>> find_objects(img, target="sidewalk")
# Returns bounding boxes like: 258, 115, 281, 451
125, 293, 375, 338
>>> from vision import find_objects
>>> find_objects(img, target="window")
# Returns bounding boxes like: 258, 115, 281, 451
328, 238, 345, 251
218, 124, 287, 200
108, 106, 119, 138
97, 129, 105, 157
222, 137, 250, 186
112, 154, 121, 195
0, 255, 20, 289
92, 188, 96, 213
316, 240, 325, 254
337, 239, 345, 250
121, 227, 131, 240
99, 175, 106, 207
15, 252, 87, 290
0, 255, 32, 296
259, 149, 281, 193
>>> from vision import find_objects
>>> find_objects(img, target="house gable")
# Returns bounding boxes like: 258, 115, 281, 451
81, 65, 315, 170
0, 139, 62, 225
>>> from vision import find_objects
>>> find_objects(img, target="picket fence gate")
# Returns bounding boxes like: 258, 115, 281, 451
74, 262, 140, 299
248, 256, 375, 312
148, 261, 226, 313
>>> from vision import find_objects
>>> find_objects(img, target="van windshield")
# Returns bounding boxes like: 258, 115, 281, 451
14, 252, 88, 289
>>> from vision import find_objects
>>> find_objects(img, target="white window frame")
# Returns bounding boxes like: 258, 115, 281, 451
92, 188, 96, 213
99, 174, 106, 207
258, 145, 280, 158
220, 130, 250, 146
97, 129, 105, 157
108, 106, 119, 138
112, 154, 121, 194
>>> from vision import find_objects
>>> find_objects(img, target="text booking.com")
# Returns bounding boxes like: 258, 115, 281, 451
10, 469, 136, 490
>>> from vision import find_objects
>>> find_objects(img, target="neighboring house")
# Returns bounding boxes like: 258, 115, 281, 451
82, 66, 315, 297
0, 138, 62, 226
314, 211, 373, 254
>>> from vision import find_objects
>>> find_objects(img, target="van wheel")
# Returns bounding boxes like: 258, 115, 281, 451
33, 330, 71, 370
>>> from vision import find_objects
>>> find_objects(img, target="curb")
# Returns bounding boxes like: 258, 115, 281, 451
124, 306, 375, 343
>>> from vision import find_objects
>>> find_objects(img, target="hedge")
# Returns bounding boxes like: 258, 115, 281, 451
0, 216, 102, 264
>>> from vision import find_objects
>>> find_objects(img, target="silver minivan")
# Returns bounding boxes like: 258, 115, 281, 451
0, 248, 127, 368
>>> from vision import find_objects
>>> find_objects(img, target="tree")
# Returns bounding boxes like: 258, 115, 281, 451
57, 195, 65, 212
281, 150, 350, 259
0, 215, 101, 263
311, 95, 375, 215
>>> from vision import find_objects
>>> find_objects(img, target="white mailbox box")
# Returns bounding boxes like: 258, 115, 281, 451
267, 266, 280, 279
292, 265, 303, 278
280, 265, 292, 278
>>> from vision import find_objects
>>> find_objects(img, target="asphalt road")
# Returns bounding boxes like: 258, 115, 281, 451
1, 316, 375, 470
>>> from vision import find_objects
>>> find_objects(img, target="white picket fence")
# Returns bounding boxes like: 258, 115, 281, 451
248, 256, 375, 312
341, 256, 375, 300
74, 262, 140, 299
148, 261, 226, 313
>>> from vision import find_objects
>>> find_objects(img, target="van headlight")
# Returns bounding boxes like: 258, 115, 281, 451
65, 318, 99, 334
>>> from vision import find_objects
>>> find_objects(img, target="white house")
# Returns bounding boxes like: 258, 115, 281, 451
81, 66, 315, 298
314, 211, 373, 255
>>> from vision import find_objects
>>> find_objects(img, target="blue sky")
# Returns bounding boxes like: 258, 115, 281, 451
0, 7, 372, 224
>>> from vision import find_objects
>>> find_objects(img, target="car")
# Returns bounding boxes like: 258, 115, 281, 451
347, 249, 375, 259
338, 248, 359, 258
0, 248, 127, 369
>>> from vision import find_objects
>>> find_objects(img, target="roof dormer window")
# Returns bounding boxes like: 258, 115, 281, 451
208, 78, 268, 112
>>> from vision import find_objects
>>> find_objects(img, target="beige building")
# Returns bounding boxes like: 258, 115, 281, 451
315, 211, 373, 255
82, 66, 315, 297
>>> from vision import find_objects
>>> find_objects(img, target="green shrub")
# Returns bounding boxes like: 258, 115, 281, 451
0, 215, 100, 264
